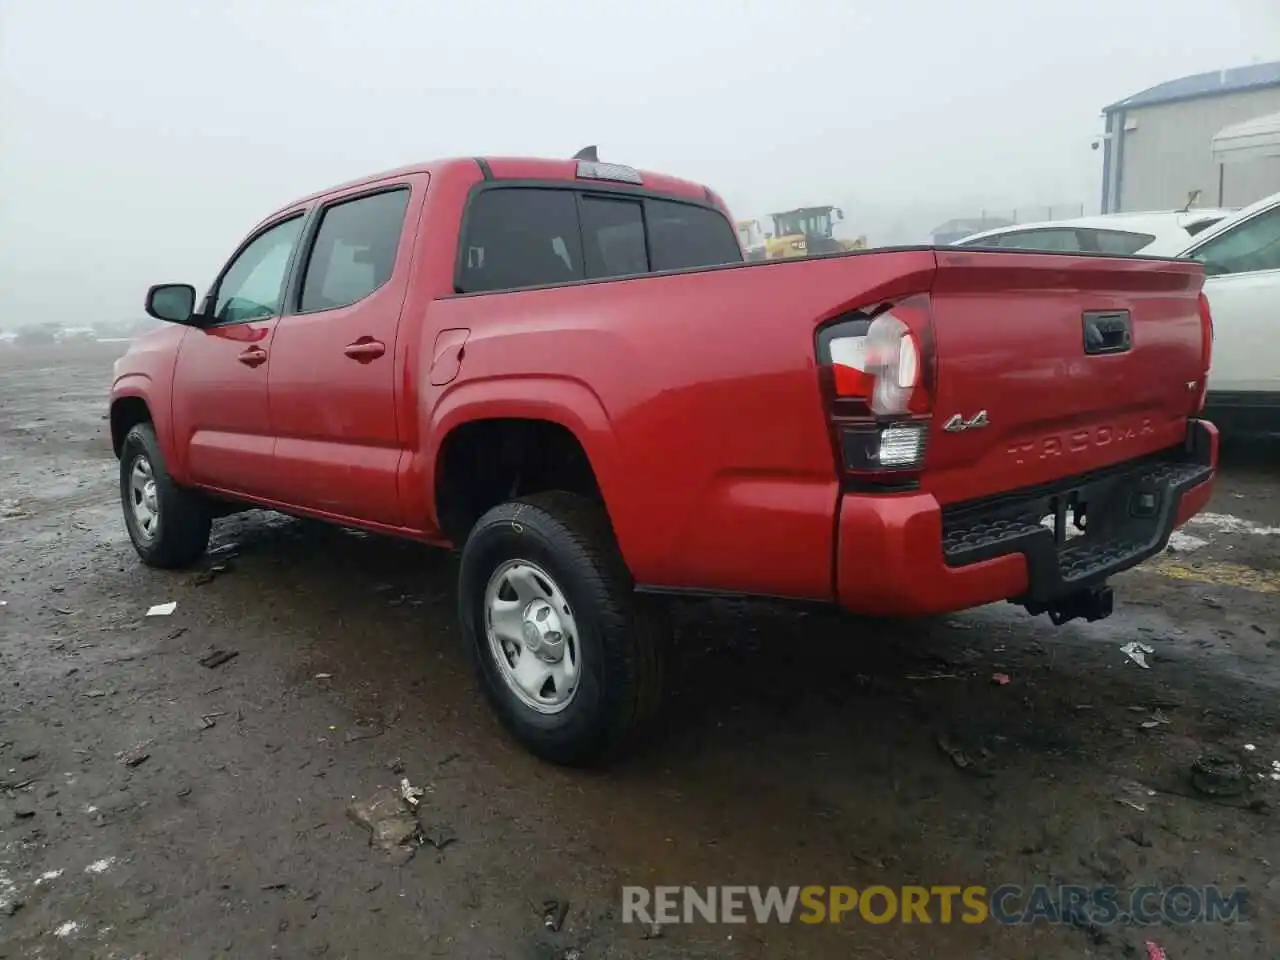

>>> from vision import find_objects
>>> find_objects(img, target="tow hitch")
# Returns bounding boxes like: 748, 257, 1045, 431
1022, 584, 1115, 626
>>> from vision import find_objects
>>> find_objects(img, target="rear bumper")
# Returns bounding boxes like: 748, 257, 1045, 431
835, 419, 1218, 617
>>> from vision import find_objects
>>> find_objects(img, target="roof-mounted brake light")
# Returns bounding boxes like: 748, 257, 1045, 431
576, 160, 643, 185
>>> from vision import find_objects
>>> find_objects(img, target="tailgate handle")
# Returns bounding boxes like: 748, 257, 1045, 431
1082, 311, 1132, 355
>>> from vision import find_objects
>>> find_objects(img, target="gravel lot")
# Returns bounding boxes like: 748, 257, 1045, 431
2, 342, 1279, 959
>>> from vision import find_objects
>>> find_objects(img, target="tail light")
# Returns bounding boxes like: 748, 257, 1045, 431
817, 294, 936, 484
1196, 291, 1213, 413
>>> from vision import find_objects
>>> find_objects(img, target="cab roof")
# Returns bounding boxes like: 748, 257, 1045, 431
278, 155, 716, 215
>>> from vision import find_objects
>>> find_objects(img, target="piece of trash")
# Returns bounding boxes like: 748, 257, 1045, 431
543, 898, 570, 932
1140, 710, 1171, 729
1202, 596, 1223, 610
905, 672, 960, 681
344, 719, 386, 743
1145, 941, 1168, 960
1191, 751, 1245, 798
314, 673, 332, 680
1244, 743, 1257, 752
991, 672, 1011, 686
85, 858, 115, 874
199, 712, 226, 730
347, 788, 420, 859
399, 778, 425, 807
146, 602, 177, 617
936, 734, 992, 778
198, 649, 239, 669
118, 741, 153, 768
1117, 798, 1147, 812
260, 882, 288, 891
1121, 641, 1154, 669
421, 823, 457, 850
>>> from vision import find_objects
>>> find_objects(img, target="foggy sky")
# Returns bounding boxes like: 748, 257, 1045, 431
1, 0, 1277, 327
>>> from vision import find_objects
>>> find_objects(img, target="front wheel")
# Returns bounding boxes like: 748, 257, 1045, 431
457, 492, 667, 766
120, 422, 212, 569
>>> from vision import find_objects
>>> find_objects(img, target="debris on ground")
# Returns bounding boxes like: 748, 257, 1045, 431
314, 673, 332, 680
118, 741, 153, 768
1121, 641, 1155, 669
344, 719, 385, 743
991, 672, 1011, 686
904, 672, 960, 681
640, 922, 663, 939
14, 801, 36, 820
192, 563, 233, 586
542, 898, 569, 932
419, 822, 457, 850
399, 777, 425, 807
198, 648, 239, 669
936, 734, 993, 777
1140, 710, 1171, 729
1145, 941, 1168, 960
387, 757, 405, 775
1191, 751, 1246, 798
346, 788, 420, 863
146, 602, 177, 617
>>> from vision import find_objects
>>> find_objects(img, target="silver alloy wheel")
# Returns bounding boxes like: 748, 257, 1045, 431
484, 559, 581, 714
129, 455, 160, 542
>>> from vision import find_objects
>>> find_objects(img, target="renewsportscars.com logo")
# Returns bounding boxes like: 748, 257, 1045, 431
621, 885, 1249, 926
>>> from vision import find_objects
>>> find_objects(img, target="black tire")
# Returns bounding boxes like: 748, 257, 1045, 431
457, 491, 667, 766
119, 422, 212, 569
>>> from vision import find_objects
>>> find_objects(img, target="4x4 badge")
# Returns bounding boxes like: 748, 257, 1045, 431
942, 410, 990, 433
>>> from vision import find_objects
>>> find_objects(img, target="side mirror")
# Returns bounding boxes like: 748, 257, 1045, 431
145, 283, 199, 325
835, 208, 845, 221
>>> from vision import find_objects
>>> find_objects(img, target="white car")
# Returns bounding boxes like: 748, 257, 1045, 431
1165, 190, 1280, 438
953, 209, 1235, 256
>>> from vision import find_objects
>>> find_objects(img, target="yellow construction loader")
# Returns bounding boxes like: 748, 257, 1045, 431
763, 205, 867, 259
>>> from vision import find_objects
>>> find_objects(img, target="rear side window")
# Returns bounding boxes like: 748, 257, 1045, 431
459, 189, 584, 293
299, 189, 411, 312
644, 198, 743, 271
1086, 229, 1156, 255
991, 229, 1082, 252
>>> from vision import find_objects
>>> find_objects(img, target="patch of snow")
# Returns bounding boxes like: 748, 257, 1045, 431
1183, 512, 1280, 537
84, 858, 115, 875
36, 869, 64, 884
1166, 531, 1209, 553
54, 920, 80, 937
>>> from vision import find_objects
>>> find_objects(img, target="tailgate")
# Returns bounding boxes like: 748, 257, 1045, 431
925, 250, 1207, 505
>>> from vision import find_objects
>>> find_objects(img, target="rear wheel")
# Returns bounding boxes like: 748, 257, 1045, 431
457, 491, 666, 766
120, 423, 211, 569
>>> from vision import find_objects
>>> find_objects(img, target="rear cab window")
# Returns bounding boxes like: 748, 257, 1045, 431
457, 186, 742, 293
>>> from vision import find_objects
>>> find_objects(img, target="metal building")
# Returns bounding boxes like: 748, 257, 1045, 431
1100, 61, 1280, 213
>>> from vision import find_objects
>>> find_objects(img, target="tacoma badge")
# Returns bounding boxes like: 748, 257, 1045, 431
942, 410, 990, 433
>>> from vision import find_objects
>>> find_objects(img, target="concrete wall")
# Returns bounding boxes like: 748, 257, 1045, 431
1110, 85, 1280, 212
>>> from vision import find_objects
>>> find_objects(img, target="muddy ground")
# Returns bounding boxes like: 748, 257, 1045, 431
2, 342, 1279, 959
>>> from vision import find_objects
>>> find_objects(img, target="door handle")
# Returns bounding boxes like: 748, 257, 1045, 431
344, 338, 386, 362
237, 346, 268, 367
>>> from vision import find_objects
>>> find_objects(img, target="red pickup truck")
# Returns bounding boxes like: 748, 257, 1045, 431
111, 152, 1217, 764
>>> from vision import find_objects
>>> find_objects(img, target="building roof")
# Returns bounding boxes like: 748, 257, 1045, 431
1105, 61, 1280, 114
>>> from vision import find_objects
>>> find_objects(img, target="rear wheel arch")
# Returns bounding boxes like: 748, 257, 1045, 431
434, 416, 610, 546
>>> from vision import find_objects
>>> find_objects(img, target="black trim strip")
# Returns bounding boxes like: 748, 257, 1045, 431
474, 157, 493, 180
